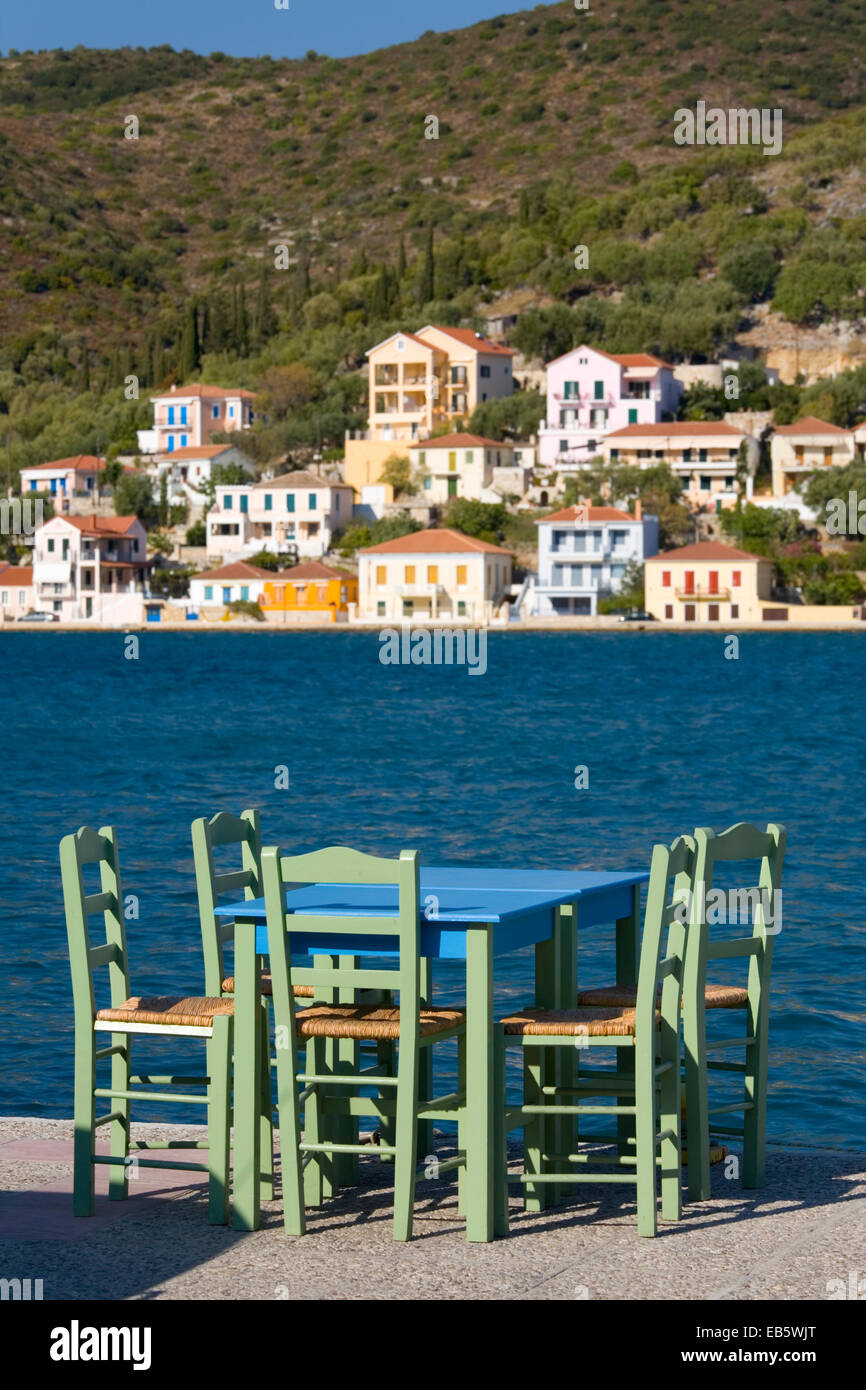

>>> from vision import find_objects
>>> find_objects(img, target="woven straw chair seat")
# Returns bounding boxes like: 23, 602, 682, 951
500, 1005, 648, 1037
96, 996, 235, 1028
576, 983, 749, 1010
221, 974, 315, 999
295, 1003, 465, 1041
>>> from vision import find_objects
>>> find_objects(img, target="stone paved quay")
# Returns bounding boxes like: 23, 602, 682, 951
1, 1119, 864, 1301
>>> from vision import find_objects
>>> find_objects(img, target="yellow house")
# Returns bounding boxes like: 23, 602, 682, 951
344, 326, 515, 498
770, 417, 855, 497
259, 562, 358, 624
357, 527, 512, 624
644, 541, 773, 624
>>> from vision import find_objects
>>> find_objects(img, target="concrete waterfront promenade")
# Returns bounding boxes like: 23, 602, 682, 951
1, 1119, 864, 1301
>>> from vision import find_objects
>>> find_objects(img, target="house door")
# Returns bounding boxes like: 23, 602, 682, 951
708, 570, 719, 595
447, 477, 457, 498
684, 571, 695, 595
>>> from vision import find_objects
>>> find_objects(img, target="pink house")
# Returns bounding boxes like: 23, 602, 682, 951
538, 346, 682, 470
137, 384, 256, 455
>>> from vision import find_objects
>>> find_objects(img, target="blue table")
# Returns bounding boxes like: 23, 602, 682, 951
219, 864, 648, 1241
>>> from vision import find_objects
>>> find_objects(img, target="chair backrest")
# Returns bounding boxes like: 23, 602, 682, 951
261, 844, 420, 1046
635, 834, 697, 1040
685, 821, 786, 1021
191, 809, 262, 995
60, 825, 131, 1028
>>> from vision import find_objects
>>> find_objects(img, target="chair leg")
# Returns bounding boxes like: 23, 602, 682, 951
417, 1045, 434, 1159
659, 1053, 682, 1224
523, 1046, 545, 1213
392, 1038, 420, 1242
108, 1032, 130, 1201
273, 1017, 305, 1236
635, 1045, 658, 1238
258, 1001, 274, 1202
742, 1036, 767, 1188
303, 1038, 329, 1206
683, 1007, 711, 1201
73, 1030, 96, 1217
376, 1039, 397, 1161
493, 1027, 509, 1237
207, 1016, 232, 1225
457, 1031, 467, 1217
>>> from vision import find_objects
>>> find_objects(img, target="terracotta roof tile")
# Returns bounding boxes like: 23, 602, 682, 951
419, 325, 515, 356
154, 384, 255, 399
22, 455, 107, 472
0, 566, 33, 585
774, 416, 850, 435
606, 422, 744, 439
192, 562, 273, 581
409, 433, 507, 450
56, 515, 140, 535
645, 541, 769, 563
360, 526, 511, 557
538, 505, 638, 524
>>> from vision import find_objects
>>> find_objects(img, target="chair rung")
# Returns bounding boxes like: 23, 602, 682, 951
129, 1140, 209, 1150
708, 1101, 753, 1116
417, 1091, 464, 1114
128, 1075, 208, 1085
93, 1155, 209, 1172
94, 1111, 126, 1128
706, 1060, 747, 1073
95, 1044, 127, 1060
422, 1153, 465, 1176
519, 1172, 637, 1185
94, 1088, 208, 1105
710, 1125, 745, 1138
521, 1103, 637, 1116
706, 1036, 756, 1049
297, 1072, 399, 1087
299, 1140, 397, 1157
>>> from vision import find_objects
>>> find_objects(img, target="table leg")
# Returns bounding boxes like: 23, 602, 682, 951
232, 919, 261, 1231
557, 901, 579, 1192
465, 925, 494, 1242
616, 884, 641, 1155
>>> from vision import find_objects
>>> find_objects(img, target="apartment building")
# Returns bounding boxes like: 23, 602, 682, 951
538, 346, 682, 469
530, 502, 658, 617
259, 562, 358, 624
344, 325, 515, 498
603, 422, 749, 510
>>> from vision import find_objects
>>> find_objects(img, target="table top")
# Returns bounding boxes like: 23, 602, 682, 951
216, 864, 648, 959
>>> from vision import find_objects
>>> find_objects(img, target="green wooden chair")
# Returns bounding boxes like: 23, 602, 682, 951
683, 822, 786, 1201
191, 808, 414, 1197
497, 835, 696, 1237
60, 825, 234, 1224
262, 844, 467, 1241
579, 822, 786, 1202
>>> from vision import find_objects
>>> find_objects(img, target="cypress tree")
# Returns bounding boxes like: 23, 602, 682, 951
255, 265, 278, 346
397, 237, 406, 279
78, 336, 90, 394
417, 223, 435, 306
518, 188, 530, 228
178, 300, 198, 380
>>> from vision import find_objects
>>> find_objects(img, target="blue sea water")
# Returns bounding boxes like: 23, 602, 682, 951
1, 630, 864, 1148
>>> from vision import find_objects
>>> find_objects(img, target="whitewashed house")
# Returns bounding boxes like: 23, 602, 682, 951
529, 502, 658, 617
32, 515, 150, 623
206, 472, 354, 561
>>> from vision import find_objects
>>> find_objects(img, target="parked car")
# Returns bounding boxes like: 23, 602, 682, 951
16, 610, 59, 623
617, 608, 655, 623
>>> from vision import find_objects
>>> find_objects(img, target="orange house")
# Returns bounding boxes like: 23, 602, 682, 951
259, 562, 357, 624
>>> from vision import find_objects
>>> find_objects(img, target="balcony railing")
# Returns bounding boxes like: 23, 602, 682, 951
675, 588, 732, 601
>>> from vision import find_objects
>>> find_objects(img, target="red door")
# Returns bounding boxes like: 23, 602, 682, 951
684, 571, 695, 595
708, 570, 719, 595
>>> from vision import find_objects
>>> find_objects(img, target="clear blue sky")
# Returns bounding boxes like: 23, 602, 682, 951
0, 1, 552, 60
